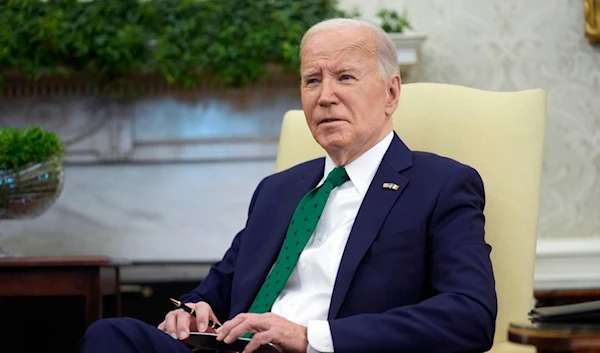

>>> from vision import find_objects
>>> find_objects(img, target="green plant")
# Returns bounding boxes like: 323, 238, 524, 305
0, 0, 349, 88
377, 9, 412, 33
0, 127, 65, 170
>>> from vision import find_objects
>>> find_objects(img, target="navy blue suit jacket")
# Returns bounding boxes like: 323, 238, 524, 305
180, 133, 497, 353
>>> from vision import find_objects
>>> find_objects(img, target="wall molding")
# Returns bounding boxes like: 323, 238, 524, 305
534, 237, 600, 290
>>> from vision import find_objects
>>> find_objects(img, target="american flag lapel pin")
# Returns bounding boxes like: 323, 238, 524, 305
382, 182, 400, 191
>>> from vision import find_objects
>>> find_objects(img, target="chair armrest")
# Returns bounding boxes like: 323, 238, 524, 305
486, 341, 536, 353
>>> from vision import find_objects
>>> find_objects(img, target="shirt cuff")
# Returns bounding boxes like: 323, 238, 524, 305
306, 320, 334, 353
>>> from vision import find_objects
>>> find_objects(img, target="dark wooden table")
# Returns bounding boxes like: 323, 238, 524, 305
509, 322, 600, 353
535, 289, 600, 308
0, 256, 128, 326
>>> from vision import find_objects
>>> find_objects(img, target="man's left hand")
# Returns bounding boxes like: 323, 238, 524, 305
215, 312, 308, 353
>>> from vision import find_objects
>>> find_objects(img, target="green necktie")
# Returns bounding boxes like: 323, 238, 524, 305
247, 167, 350, 315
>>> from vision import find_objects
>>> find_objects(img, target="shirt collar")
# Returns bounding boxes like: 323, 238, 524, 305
318, 131, 394, 195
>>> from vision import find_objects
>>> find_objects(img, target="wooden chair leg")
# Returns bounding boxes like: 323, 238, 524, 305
85, 270, 102, 327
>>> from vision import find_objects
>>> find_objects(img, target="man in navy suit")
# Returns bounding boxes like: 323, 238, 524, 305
78, 18, 496, 353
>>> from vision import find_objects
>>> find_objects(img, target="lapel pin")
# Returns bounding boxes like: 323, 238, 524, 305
383, 182, 400, 191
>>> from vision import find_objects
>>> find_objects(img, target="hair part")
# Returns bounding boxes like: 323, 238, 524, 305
299, 18, 400, 79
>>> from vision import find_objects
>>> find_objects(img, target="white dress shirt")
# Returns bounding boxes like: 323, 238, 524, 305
270, 131, 394, 352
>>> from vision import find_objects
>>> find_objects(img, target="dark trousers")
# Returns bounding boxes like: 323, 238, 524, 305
77, 317, 197, 353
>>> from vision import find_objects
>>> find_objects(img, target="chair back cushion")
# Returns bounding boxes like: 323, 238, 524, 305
275, 82, 547, 343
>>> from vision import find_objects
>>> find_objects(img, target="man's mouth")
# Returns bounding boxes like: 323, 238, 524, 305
319, 118, 343, 125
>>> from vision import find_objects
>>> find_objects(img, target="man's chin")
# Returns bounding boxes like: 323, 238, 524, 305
317, 138, 350, 153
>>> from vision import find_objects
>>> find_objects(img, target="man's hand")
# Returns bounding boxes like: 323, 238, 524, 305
216, 312, 308, 353
157, 301, 221, 341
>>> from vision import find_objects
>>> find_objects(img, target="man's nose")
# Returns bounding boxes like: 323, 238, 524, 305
317, 79, 338, 106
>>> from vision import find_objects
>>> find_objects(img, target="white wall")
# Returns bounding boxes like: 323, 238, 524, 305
0, 162, 273, 261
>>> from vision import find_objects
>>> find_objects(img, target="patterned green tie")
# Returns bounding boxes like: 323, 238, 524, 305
247, 167, 349, 316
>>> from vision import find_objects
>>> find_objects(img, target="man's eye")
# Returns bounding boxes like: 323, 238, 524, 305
340, 75, 353, 81
307, 79, 319, 84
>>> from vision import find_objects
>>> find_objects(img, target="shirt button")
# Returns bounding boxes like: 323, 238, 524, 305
323, 341, 330, 347
299, 262, 307, 270
317, 235, 324, 241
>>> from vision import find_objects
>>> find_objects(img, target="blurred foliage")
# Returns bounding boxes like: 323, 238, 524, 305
377, 9, 412, 33
0, 127, 65, 170
0, 0, 349, 88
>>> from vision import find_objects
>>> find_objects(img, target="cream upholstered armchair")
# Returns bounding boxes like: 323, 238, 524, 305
274, 83, 547, 353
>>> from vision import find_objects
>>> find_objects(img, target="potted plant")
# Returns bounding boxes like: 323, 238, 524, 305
377, 9, 426, 67
0, 127, 65, 221
378, 8, 413, 34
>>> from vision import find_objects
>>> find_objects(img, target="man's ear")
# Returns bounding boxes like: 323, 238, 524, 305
385, 74, 401, 116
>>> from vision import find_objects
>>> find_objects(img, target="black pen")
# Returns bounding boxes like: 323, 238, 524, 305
169, 298, 221, 330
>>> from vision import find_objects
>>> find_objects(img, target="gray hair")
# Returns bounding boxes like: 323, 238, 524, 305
299, 18, 400, 79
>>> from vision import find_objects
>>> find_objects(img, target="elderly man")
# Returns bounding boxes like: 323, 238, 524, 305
78, 18, 496, 353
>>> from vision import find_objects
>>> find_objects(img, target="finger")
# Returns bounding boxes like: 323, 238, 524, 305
193, 301, 212, 332
157, 320, 166, 331
216, 314, 249, 342
164, 311, 180, 340
176, 309, 192, 340
223, 314, 265, 345
243, 331, 274, 353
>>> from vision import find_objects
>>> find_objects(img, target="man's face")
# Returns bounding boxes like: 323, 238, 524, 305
300, 27, 400, 162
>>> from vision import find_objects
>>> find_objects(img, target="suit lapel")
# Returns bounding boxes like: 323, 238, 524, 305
238, 161, 324, 313
328, 134, 413, 319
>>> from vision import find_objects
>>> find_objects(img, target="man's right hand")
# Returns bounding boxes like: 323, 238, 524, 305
158, 301, 221, 341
